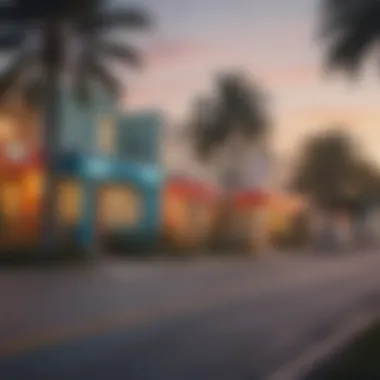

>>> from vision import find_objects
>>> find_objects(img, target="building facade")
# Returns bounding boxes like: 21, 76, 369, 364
0, 89, 164, 254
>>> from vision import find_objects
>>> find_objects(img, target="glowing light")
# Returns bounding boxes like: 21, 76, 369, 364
85, 158, 110, 178
141, 165, 162, 183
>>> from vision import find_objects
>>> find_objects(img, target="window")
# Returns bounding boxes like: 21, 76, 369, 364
98, 185, 142, 229
57, 180, 82, 226
165, 195, 187, 229
23, 171, 43, 216
0, 181, 26, 243
1, 182, 21, 221
123, 132, 144, 162
119, 122, 158, 164
0, 117, 16, 142
97, 116, 115, 154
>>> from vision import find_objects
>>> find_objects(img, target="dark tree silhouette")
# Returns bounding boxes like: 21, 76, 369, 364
192, 73, 269, 163
189, 72, 270, 248
292, 129, 380, 214
321, 0, 380, 76
0, 0, 151, 253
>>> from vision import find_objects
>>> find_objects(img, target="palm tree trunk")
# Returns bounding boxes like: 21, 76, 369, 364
214, 136, 246, 251
41, 73, 60, 254
40, 22, 62, 255
214, 166, 239, 249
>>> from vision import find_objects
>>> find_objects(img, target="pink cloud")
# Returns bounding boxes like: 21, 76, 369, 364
285, 106, 380, 127
144, 40, 206, 68
263, 65, 319, 87
125, 84, 194, 117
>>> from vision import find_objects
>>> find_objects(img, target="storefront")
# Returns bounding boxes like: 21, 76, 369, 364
163, 177, 219, 249
0, 148, 162, 254
0, 144, 42, 249
233, 190, 270, 251
56, 152, 163, 251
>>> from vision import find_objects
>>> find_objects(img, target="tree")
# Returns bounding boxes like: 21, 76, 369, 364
191, 72, 270, 186
0, 0, 151, 253
319, 0, 380, 203
350, 159, 380, 205
292, 130, 359, 210
190, 96, 217, 161
189, 72, 271, 248
292, 129, 380, 217
321, 0, 380, 76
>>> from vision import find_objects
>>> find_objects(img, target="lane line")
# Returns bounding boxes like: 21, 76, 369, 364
1, 257, 379, 359
267, 311, 380, 380
0, 284, 266, 358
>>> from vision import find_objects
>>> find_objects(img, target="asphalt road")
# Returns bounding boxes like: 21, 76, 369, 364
1, 253, 380, 380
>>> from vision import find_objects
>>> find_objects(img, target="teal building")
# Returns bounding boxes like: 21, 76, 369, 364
54, 88, 163, 253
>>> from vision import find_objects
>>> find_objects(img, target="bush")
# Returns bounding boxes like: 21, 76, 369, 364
307, 321, 380, 379
0, 244, 88, 267
272, 213, 312, 250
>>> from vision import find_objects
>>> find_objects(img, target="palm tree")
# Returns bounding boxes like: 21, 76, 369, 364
192, 73, 270, 183
190, 96, 217, 160
190, 72, 270, 249
321, 0, 380, 75
0, 0, 151, 253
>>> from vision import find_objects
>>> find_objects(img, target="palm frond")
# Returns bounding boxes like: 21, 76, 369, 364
15, 0, 84, 21
0, 51, 36, 101
216, 73, 270, 139
0, 4, 20, 23
0, 31, 23, 50
327, 26, 378, 74
189, 96, 223, 159
22, 76, 44, 107
73, 76, 92, 105
70, 0, 102, 21
74, 64, 93, 105
322, 0, 380, 75
0, 5, 24, 50
320, 0, 365, 38
72, 48, 93, 105
81, 7, 151, 31
99, 41, 142, 68
86, 58, 121, 97
190, 72, 270, 162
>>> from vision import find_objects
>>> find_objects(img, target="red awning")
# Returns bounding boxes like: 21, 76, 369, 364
0, 145, 43, 175
166, 179, 218, 202
234, 190, 269, 208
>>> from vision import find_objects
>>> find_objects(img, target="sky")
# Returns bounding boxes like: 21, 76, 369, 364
121, 0, 380, 169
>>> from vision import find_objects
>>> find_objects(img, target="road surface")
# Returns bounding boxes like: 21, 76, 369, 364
1, 253, 380, 380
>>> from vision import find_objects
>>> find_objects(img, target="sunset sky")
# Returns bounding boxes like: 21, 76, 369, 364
122, 0, 380, 167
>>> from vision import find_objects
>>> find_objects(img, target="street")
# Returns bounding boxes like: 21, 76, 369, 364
1, 253, 380, 380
